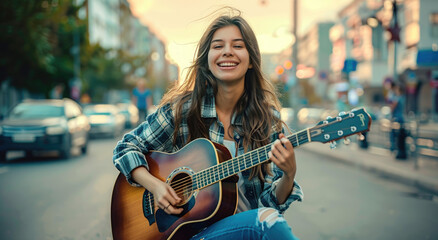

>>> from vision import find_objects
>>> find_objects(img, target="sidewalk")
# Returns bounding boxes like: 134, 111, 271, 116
300, 141, 438, 195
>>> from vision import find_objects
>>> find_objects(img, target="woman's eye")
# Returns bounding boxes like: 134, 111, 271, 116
212, 45, 222, 49
234, 45, 243, 49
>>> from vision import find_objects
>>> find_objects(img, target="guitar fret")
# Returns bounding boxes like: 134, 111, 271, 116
196, 128, 319, 190
221, 162, 225, 179
227, 160, 233, 176
241, 155, 245, 171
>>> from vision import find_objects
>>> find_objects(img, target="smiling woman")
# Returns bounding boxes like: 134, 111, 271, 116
112, 8, 303, 240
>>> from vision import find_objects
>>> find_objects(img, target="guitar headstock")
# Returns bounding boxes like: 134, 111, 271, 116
309, 108, 372, 143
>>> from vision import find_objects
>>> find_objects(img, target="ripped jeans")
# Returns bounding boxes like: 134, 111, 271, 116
190, 208, 299, 240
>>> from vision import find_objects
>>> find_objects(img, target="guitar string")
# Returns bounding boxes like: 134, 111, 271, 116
144, 127, 350, 212
145, 142, 299, 210
166, 131, 306, 194
150, 130, 312, 204
158, 131, 309, 198
161, 130, 310, 196
167, 113, 365, 196
146, 126, 357, 208
186, 130, 309, 192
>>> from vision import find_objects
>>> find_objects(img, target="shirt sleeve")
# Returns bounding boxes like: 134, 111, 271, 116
258, 163, 303, 213
112, 104, 176, 186
258, 109, 304, 213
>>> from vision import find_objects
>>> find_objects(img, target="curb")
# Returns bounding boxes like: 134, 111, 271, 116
299, 144, 438, 196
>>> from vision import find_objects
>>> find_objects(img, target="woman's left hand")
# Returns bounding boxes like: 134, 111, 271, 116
269, 133, 297, 180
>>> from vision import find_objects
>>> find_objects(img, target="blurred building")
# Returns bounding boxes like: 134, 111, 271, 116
87, 0, 121, 49
297, 22, 334, 104
81, 0, 178, 104
264, 22, 334, 107
328, 0, 438, 121
329, 0, 390, 108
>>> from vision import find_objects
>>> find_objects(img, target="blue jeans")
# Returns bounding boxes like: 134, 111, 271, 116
190, 208, 299, 240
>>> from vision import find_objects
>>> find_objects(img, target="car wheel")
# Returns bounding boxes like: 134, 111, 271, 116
25, 151, 33, 159
60, 135, 72, 159
81, 143, 88, 155
0, 151, 6, 163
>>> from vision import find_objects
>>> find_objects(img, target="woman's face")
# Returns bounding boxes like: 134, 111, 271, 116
207, 25, 252, 85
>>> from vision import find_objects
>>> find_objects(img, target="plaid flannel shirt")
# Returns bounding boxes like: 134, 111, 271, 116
113, 88, 303, 213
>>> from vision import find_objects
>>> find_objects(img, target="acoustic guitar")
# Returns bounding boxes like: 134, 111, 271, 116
111, 108, 372, 240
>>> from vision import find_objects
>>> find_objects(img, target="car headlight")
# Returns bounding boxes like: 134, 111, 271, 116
46, 126, 67, 135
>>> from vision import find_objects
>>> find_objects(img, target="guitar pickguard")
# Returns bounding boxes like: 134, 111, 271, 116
155, 197, 196, 232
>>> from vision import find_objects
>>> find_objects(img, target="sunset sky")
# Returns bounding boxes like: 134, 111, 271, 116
127, 0, 352, 75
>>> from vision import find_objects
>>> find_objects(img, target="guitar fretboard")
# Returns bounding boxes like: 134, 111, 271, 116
192, 128, 311, 190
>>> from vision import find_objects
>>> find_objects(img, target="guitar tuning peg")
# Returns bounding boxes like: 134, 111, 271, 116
330, 141, 337, 149
338, 111, 346, 116
326, 116, 333, 120
343, 138, 351, 145
358, 133, 365, 141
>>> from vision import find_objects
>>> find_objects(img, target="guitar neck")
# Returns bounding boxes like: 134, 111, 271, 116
193, 128, 311, 190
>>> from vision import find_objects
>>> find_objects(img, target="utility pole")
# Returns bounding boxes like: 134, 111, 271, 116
389, 0, 401, 83
291, 0, 299, 130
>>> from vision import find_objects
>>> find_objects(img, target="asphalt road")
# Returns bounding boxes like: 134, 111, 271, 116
286, 147, 438, 240
0, 136, 437, 240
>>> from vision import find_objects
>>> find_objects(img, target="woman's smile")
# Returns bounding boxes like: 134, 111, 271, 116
208, 25, 251, 83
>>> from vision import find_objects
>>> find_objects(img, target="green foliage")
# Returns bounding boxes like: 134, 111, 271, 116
0, 0, 128, 99
81, 46, 126, 102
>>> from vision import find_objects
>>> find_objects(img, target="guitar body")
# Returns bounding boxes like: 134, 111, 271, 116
111, 138, 238, 240
111, 107, 372, 240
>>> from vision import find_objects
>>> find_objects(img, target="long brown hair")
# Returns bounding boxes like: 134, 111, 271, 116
160, 9, 283, 181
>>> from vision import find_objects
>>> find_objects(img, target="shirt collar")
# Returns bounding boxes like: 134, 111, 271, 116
200, 86, 242, 126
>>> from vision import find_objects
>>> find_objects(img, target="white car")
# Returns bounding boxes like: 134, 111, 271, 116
84, 104, 126, 138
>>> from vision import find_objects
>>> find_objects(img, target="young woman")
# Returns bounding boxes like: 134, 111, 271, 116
113, 10, 303, 239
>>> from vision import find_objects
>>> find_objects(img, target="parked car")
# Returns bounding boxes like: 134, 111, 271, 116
83, 104, 125, 138
116, 103, 139, 128
0, 98, 90, 161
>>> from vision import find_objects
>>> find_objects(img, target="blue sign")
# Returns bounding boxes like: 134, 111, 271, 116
342, 59, 357, 73
417, 50, 438, 67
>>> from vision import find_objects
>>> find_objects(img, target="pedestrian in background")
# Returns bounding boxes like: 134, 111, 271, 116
114, 9, 302, 239
50, 84, 64, 99
390, 83, 407, 159
132, 78, 152, 122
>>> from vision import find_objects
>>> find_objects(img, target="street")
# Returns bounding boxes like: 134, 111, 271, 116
0, 137, 437, 240
287, 146, 438, 240
0, 137, 119, 240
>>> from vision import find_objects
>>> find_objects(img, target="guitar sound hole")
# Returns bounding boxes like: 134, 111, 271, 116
169, 172, 193, 206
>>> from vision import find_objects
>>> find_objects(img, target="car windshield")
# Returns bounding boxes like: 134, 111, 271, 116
84, 105, 116, 116
85, 111, 112, 116
10, 103, 64, 119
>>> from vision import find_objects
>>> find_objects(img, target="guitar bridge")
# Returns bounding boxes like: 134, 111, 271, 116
143, 190, 156, 225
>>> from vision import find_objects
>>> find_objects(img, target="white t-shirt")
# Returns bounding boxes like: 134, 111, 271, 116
222, 139, 250, 213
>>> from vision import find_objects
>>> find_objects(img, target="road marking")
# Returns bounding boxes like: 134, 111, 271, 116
0, 167, 9, 174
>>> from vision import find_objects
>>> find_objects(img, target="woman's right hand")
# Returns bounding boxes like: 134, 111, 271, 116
132, 166, 183, 215
151, 180, 183, 215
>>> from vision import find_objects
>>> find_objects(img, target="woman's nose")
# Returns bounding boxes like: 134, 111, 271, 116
222, 44, 233, 56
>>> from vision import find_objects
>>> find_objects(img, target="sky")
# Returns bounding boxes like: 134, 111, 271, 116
127, 0, 352, 76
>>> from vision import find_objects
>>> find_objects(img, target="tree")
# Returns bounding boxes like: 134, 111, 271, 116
0, 0, 85, 96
